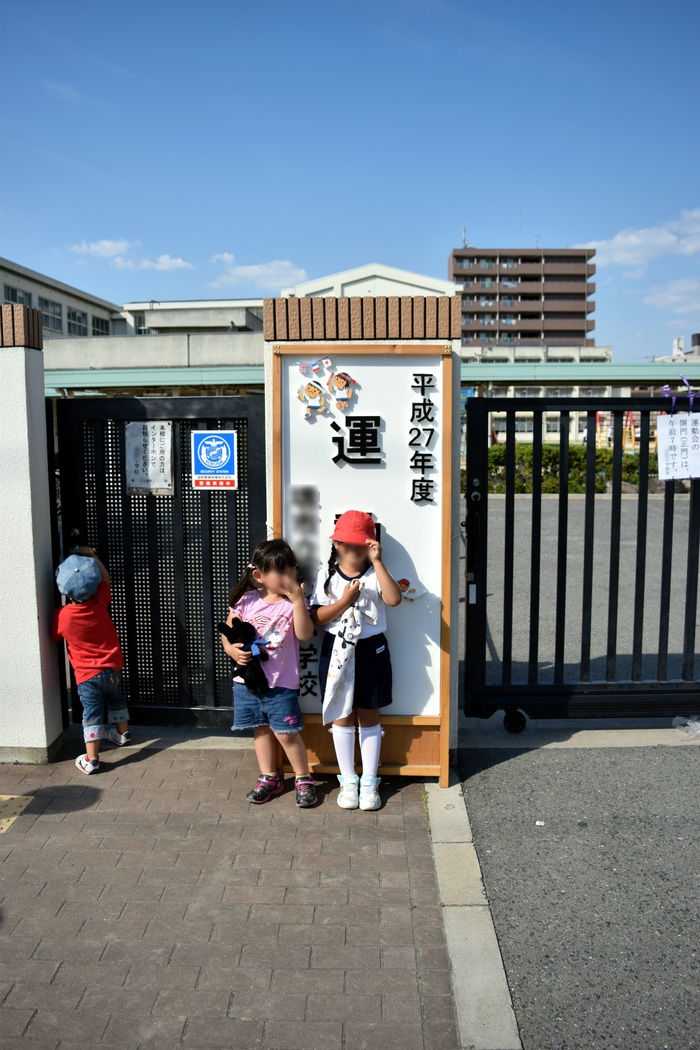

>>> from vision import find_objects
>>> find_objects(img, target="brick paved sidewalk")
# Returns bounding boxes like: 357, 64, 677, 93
0, 744, 458, 1050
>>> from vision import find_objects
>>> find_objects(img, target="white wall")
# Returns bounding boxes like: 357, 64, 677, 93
0, 349, 63, 760
283, 264, 455, 299
43, 331, 264, 371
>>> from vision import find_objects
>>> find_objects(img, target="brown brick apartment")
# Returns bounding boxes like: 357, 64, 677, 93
449, 247, 596, 347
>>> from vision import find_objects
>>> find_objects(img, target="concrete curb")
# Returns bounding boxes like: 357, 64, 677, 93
425, 776, 522, 1050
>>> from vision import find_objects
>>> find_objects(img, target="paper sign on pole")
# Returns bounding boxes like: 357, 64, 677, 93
125, 422, 173, 495
657, 413, 700, 480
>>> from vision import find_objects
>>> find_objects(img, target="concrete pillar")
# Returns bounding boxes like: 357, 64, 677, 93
0, 305, 63, 762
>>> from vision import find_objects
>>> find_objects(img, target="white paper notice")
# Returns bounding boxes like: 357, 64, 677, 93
656, 413, 700, 480
125, 421, 174, 494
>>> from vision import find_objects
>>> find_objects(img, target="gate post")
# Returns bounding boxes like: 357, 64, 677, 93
0, 306, 63, 762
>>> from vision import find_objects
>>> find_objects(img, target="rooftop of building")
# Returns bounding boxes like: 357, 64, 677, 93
0, 257, 121, 312
281, 262, 455, 298
451, 247, 596, 258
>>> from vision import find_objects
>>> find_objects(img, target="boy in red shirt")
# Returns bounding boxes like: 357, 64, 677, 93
51, 547, 130, 774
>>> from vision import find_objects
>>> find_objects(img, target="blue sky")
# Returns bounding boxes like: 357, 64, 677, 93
1, 0, 698, 361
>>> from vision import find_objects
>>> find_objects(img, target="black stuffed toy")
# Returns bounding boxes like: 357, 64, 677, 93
217, 619, 269, 695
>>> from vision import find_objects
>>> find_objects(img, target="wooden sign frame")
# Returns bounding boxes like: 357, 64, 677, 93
271, 343, 452, 786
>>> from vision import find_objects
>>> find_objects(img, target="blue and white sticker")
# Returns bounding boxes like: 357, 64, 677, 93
191, 430, 238, 489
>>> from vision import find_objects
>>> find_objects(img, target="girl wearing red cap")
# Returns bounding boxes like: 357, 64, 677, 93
309, 511, 402, 810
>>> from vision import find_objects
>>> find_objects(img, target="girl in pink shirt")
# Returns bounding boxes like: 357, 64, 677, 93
221, 539, 317, 807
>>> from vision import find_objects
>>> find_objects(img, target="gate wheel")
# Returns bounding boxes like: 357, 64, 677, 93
503, 709, 526, 734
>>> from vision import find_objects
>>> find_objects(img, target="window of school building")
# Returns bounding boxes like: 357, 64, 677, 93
39, 297, 62, 332
4, 284, 32, 306
67, 308, 88, 336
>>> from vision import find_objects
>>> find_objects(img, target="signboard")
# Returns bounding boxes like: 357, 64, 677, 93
272, 343, 454, 784
191, 430, 238, 489
125, 421, 173, 495
657, 413, 700, 480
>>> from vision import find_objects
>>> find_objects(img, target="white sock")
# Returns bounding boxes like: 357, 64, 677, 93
359, 724, 383, 779
331, 725, 357, 778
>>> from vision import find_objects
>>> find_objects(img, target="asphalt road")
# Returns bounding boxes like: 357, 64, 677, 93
460, 746, 700, 1050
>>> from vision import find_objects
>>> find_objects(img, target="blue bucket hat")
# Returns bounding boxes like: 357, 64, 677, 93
55, 555, 102, 602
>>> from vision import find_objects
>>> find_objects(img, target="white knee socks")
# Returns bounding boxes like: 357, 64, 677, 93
358, 724, 383, 779
331, 725, 357, 777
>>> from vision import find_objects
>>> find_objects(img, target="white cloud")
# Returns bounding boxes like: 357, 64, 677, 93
111, 254, 195, 271
578, 208, 700, 271
70, 239, 131, 258
644, 278, 700, 315
209, 253, 308, 291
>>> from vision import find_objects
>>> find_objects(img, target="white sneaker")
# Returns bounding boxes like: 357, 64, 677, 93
359, 775, 381, 811
337, 774, 360, 809
104, 727, 131, 746
75, 754, 99, 775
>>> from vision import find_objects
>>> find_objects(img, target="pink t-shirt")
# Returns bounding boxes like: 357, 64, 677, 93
230, 590, 301, 690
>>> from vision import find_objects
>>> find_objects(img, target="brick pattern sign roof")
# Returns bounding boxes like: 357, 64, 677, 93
263, 295, 462, 342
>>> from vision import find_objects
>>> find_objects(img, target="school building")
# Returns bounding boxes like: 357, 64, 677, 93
3, 256, 698, 417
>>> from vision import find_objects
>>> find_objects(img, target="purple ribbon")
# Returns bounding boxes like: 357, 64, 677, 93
661, 374, 696, 415
661, 384, 676, 415
679, 373, 695, 413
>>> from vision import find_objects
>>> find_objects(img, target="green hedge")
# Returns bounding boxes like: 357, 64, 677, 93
460, 443, 658, 494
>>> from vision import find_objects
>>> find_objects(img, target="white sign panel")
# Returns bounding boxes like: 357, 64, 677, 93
657, 413, 700, 480
125, 421, 173, 495
281, 353, 446, 716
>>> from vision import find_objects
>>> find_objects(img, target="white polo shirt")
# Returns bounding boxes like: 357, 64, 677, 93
310, 564, 386, 638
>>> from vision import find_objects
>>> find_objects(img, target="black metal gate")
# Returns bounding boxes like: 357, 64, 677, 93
51, 397, 265, 728
464, 397, 700, 727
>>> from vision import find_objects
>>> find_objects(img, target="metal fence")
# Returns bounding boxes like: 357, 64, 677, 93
52, 397, 265, 728
463, 397, 700, 730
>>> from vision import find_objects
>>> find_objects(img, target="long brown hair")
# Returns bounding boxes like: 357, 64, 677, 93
229, 539, 297, 608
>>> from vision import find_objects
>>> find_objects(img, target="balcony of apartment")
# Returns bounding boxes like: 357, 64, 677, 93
543, 262, 596, 277
543, 317, 588, 331
542, 300, 590, 313
503, 280, 543, 294
500, 263, 543, 277
453, 257, 497, 273
542, 278, 586, 292
473, 297, 497, 309
511, 318, 544, 332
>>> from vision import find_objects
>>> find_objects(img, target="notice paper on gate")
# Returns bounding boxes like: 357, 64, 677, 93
191, 430, 238, 489
656, 413, 700, 481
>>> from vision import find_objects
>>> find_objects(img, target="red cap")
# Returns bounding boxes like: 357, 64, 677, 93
331, 510, 376, 545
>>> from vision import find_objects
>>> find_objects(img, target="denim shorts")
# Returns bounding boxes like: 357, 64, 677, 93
232, 682, 304, 734
77, 668, 129, 742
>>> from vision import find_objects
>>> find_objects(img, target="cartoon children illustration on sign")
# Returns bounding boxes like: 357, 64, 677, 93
298, 380, 326, 419
327, 371, 356, 412
397, 577, 427, 602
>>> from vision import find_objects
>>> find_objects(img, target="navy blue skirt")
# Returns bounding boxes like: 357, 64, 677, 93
318, 630, 393, 710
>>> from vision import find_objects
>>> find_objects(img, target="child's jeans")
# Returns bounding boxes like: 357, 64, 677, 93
77, 669, 129, 743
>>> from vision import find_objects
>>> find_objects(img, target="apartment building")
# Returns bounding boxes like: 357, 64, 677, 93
449, 247, 596, 348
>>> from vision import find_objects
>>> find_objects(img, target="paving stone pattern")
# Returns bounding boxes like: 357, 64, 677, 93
0, 747, 457, 1050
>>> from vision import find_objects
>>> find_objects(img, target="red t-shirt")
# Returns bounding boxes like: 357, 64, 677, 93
51, 581, 124, 684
